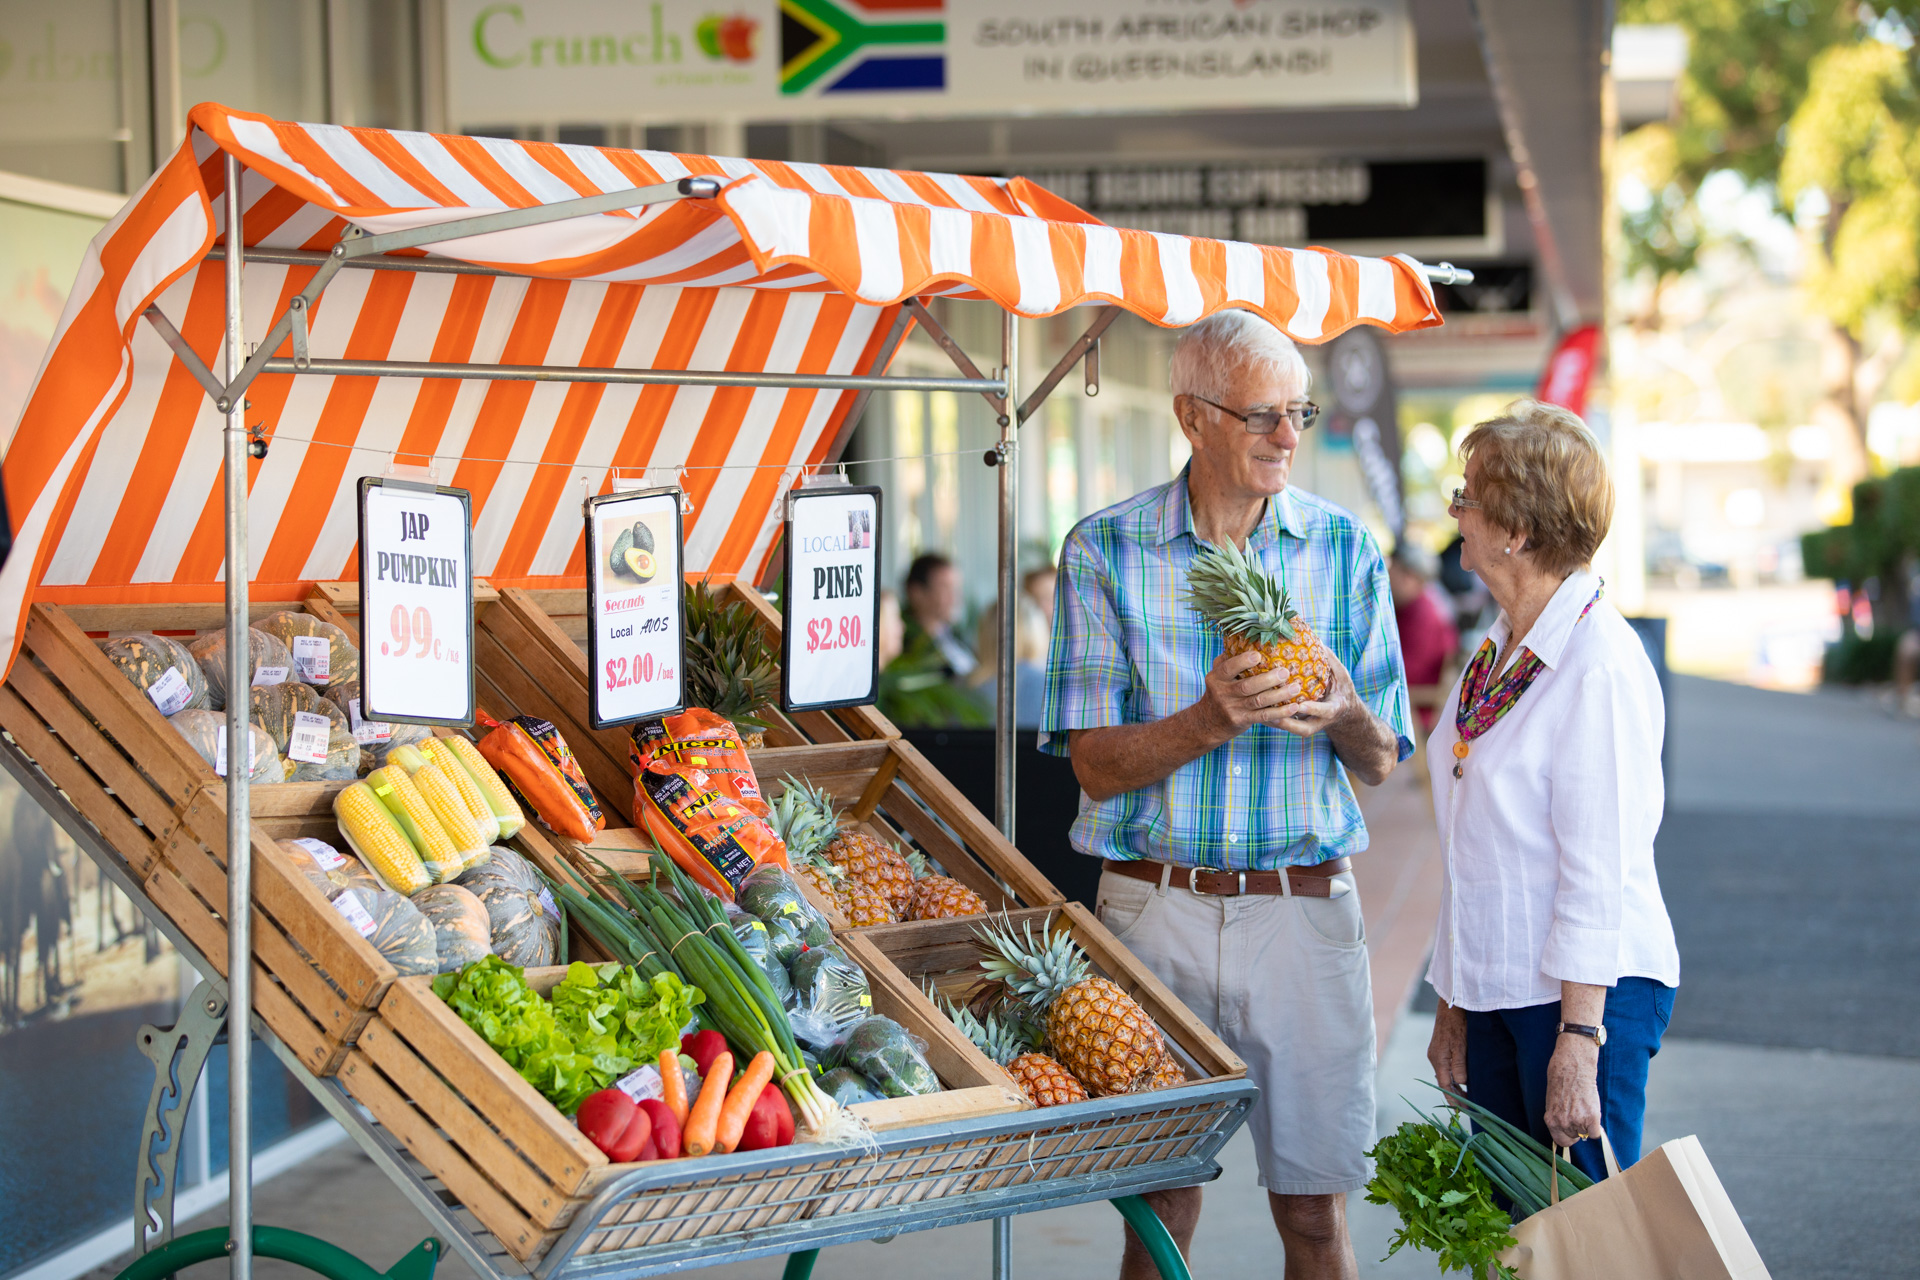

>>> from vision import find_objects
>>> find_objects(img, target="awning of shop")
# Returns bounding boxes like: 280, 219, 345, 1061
0, 103, 1445, 676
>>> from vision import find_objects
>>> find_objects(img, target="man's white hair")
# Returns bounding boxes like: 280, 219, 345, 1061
1169, 310, 1312, 404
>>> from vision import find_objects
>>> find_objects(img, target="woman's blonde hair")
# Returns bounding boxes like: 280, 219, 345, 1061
1458, 399, 1614, 576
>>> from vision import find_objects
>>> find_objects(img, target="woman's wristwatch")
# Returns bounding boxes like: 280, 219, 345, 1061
1557, 1021, 1607, 1047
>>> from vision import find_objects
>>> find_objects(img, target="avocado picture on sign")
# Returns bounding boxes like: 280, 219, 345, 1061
585, 488, 687, 728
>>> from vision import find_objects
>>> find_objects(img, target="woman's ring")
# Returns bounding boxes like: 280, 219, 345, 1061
1575, 1131, 1588, 1141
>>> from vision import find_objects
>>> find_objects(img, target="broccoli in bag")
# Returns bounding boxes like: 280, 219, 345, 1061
840, 1015, 941, 1098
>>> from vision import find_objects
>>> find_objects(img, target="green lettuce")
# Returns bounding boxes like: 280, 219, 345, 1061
433, 957, 702, 1114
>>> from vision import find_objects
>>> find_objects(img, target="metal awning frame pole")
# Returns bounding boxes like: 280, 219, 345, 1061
220, 150, 253, 1280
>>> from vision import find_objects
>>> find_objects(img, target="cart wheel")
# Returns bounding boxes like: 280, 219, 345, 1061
782, 1248, 820, 1280
1110, 1196, 1192, 1280
114, 1226, 442, 1280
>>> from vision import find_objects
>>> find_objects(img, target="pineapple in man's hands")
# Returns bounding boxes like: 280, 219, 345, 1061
1183, 538, 1333, 702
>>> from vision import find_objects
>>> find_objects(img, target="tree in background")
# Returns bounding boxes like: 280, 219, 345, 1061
1618, 0, 1919, 484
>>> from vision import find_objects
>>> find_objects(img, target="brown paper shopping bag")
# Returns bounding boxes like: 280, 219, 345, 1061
1499, 1131, 1771, 1279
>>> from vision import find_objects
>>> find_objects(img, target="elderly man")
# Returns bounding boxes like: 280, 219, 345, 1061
1040, 311, 1412, 1280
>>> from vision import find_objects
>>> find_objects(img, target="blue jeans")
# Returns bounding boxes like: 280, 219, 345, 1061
1461, 977, 1676, 1182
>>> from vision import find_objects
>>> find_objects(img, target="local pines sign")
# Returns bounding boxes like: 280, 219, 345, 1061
446, 0, 1415, 124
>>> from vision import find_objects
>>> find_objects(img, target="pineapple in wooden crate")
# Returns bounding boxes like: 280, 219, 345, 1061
769, 776, 988, 924
937, 991, 1087, 1108
683, 581, 781, 748
1183, 538, 1333, 701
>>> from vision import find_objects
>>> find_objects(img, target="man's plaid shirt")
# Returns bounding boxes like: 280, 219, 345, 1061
1039, 468, 1413, 869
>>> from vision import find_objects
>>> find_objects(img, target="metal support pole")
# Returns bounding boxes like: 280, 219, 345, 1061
993, 309, 1019, 842
992, 1215, 1012, 1280
221, 150, 253, 1280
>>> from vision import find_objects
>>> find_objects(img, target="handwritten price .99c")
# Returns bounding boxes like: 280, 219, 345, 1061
382, 605, 461, 664
806, 614, 864, 654
605, 654, 674, 692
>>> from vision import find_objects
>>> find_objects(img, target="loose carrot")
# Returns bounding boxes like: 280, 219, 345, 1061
715, 1052, 777, 1154
682, 1051, 732, 1157
659, 1048, 689, 1125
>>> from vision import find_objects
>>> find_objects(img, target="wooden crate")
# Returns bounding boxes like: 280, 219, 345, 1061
0, 602, 396, 1074
342, 947, 1026, 1264
846, 904, 1248, 1189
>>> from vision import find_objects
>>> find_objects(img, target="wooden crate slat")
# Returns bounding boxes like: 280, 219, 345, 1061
379, 977, 606, 1185
888, 738, 1066, 908
178, 787, 395, 1006
244, 780, 348, 819
354, 1020, 574, 1226
0, 684, 161, 876
872, 778, 1018, 913
750, 740, 892, 778
5, 659, 179, 835
25, 605, 205, 803
337, 1049, 552, 1262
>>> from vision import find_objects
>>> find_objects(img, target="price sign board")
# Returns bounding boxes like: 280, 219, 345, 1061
356, 479, 476, 725
585, 488, 686, 728
782, 485, 882, 712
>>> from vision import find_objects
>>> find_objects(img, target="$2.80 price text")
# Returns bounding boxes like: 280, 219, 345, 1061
805, 614, 864, 654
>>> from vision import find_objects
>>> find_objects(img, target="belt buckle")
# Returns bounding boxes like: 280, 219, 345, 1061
1187, 867, 1247, 896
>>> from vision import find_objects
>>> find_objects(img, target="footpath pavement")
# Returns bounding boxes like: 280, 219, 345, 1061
101, 675, 1918, 1280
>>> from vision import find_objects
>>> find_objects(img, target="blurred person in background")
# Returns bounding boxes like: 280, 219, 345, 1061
1389, 541, 1459, 732
969, 595, 1051, 728
1424, 399, 1680, 1184
1024, 563, 1058, 630
876, 588, 905, 669
879, 554, 990, 727
1890, 567, 1920, 718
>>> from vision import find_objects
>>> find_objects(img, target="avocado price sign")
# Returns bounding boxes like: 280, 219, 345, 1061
782, 485, 882, 712
585, 488, 687, 729
356, 478, 476, 725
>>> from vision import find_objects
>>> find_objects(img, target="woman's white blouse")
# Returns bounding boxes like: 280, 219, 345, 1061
1424, 570, 1681, 1012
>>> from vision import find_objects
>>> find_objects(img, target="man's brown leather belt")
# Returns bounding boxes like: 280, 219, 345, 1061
1102, 856, 1352, 899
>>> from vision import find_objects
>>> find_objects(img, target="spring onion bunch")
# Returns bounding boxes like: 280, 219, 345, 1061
1418, 1082, 1595, 1217
545, 849, 859, 1144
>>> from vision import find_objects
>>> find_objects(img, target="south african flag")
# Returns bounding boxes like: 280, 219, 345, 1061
780, 0, 945, 95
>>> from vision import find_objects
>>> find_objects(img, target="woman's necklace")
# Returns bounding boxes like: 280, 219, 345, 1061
1450, 582, 1604, 779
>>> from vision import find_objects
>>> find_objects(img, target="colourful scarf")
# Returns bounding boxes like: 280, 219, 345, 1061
1451, 583, 1603, 775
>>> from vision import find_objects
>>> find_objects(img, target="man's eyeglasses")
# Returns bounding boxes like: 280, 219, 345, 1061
1193, 396, 1320, 434
1449, 488, 1482, 511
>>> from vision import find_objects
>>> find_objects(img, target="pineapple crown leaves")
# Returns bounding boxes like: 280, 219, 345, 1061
1183, 538, 1301, 645
904, 848, 932, 880
683, 579, 780, 726
924, 982, 1035, 1065
973, 912, 1091, 1010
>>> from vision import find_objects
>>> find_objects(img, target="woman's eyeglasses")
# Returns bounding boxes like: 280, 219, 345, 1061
1194, 396, 1320, 434
1449, 488, 1482, 511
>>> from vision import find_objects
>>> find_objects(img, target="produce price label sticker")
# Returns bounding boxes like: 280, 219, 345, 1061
292, 837, 346, 869
252, 665, 289, 687
357, 479, 476, 725
291, 636, 331, 684
288, 711, 331, 764
333, 892, 378, 938
212, 725, 259, 778
347, 697, 392, 745
147, 666, 192, 716
615, 1064, 665, 1104
782, 485, 882, 711
584, 488, 686, 728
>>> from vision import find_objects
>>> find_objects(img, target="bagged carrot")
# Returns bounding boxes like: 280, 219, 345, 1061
475, 714, 605, 844
630, 709, 766, 812
634, 760, 789, 900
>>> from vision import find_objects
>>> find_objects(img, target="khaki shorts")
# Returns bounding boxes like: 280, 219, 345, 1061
1095, 865, 1376, 1195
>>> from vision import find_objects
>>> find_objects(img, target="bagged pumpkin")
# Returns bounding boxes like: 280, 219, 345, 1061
249, 683, 360, 781
323, 676, 432, 771
475, 715, 604, 844
330, 886, 437, 977
410, 884, 493, 973
634, 759, 789, 900
277, 837, 381, 901
169, 709, 284, 783
455, 844, 559, 967
102, 634, 211, 716
258, 611, 360, 688
630, 708, 767, 811
189, 628, 294, 711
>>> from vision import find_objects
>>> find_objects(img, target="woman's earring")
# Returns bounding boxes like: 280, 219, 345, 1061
1503, 547, 1513, 556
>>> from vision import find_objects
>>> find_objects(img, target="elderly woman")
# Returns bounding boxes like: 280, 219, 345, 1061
1424, 399, 1679, 1181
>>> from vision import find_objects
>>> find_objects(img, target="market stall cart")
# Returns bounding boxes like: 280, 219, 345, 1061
0, 104, 1462, 1280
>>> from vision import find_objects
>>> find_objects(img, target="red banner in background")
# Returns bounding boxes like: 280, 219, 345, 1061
1537, 324, 1602, 417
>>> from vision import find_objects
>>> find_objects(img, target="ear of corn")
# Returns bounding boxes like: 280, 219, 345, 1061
421, 737, 502, 845
411, 761, 491, 875
332, 781, 431, 895
367, 764, 461, 882
385, 743, 431, 775
440, 734, 525, 839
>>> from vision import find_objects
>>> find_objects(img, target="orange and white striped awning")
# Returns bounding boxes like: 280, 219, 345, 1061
0, 103, 1444, 675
